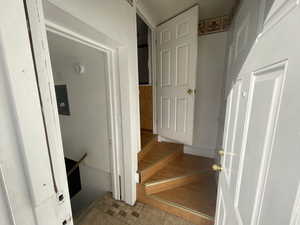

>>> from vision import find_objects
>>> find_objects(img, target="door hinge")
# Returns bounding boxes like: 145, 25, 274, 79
57, 192, 65, 204
61, 216, 72, 225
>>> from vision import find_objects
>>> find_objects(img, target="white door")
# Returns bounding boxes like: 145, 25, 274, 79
0, 0, 73, 224
156, 6, 199, 145
215, 1, 300, 225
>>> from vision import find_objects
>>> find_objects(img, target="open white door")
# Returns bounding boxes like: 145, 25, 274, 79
156, 6, 199, 145
215, 1, 300, 225
0, 0, 72, 224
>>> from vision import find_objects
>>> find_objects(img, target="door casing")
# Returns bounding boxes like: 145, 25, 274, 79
25, 0, 138, 208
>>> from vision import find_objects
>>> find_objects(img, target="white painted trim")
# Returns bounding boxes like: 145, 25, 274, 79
0, 165, 17, 225
151, 28, 158, 134
45, 24, 122, 200
183, 145, 215, 159
46, 21, 111, 54
25, 0, 138, 208
251, 61, 287, 225
290, 183, 300, 225
2, 1, 67, 223
136, 3, 157, 29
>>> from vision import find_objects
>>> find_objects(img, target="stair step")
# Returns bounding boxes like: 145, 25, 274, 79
137, 183, 214, 225
145, 154, 214, 184
151, 174, 217, 218
138, 133, 157, 160
138, 142, 183, 183
144, 171, 212, 195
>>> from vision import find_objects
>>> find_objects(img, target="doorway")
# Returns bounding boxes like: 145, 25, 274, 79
46, 30, 114, 218
136, 14, 155, 149
136, 7, 218, 225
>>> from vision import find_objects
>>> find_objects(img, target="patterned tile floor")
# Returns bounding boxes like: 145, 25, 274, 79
76, 193, 195, 225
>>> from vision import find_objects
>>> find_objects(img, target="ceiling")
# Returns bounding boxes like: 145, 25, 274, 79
137, 0, 237, 25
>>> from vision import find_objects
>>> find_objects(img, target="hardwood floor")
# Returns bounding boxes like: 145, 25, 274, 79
137, 134, 217, 225
152, 174, 217, 217
138, 142, 183, 171
141, 131, 155, 149
144, 171, 212, 195
145, 154, 212, 183
139, 132, 157, 160
139, 142, 183, 183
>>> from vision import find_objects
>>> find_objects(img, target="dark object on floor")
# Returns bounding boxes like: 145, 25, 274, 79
65, 157, 81, 198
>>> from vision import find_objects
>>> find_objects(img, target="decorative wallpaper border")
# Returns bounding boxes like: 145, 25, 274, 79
198, 15, 231, 36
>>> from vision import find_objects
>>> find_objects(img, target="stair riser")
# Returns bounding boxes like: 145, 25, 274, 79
145, 173, 210, 195
140, 150, 182, 183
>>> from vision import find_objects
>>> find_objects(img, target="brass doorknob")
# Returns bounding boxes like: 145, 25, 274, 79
212, 164, 223, 171
187, 89, 193, 95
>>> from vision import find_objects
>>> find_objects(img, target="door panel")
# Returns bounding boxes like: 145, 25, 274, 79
175, 97, 187, 132
216, 1, 300, 225
161, 49, 171, 86
235, 62, 286, 225
161, 97, 171, 129
222, 80, 242, 187
156, 6, 199, 145
176, 44, 190, 86
215, 190, 227, 225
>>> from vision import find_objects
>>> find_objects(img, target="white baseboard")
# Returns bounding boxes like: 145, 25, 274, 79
184, 145, 216, 159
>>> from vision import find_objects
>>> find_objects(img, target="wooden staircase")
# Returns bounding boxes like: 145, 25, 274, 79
137, 132, 217, 225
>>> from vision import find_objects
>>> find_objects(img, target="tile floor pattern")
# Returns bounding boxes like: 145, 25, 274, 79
76, 194, 196, 225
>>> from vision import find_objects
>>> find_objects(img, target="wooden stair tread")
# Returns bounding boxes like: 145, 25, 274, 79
138, 142, 183, 172
141, 132, 156, 149
145, 154, 214, 184
150, 173, 217, 217
137, 183, 214, 225
137, 141, 216, 224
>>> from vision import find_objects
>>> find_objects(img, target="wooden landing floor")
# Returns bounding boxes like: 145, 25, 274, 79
151, 173, 217, 217
145, 154, 213, 183
141, 132, 155, 149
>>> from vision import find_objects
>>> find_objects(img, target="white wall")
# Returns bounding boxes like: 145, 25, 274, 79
47, 31, 112, 215
48, 31, 111, 173
184, 32, 228, 158
43, 0, 140, 204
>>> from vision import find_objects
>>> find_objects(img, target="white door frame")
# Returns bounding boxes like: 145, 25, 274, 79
136, 8, 158, 134
45, 21, 123, 200
24, 0, 128, 209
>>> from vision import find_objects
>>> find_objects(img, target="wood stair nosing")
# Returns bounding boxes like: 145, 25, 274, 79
144, 170, 213, 195
138, 135, 157, 161
137, 183, 214, 225
139, 149, 183, 183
